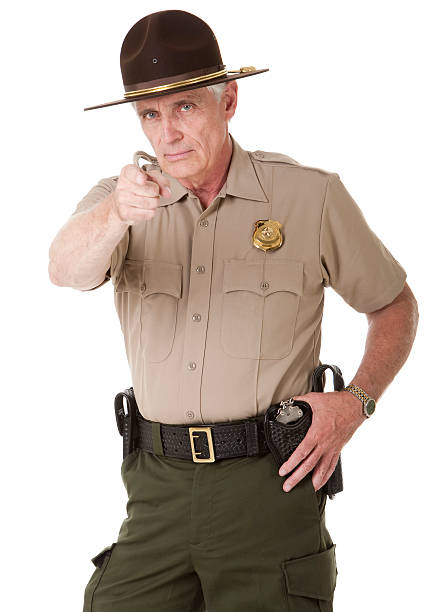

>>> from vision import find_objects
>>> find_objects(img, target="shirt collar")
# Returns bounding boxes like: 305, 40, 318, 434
222, 134, 268, 202
156, 133, 268, 207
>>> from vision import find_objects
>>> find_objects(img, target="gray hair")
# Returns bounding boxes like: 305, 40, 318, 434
206, 81, 228, 102
131, 82, 228, 112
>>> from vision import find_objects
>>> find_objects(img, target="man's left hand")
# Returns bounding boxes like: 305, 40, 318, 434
278, 390, 366, 492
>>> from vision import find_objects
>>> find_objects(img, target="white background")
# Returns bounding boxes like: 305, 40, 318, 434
2, 1, 440, 610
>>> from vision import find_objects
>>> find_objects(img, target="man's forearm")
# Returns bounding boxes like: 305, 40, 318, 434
49, 193, 129, 289
349, 282, 419, 402
279, 282, 418, 491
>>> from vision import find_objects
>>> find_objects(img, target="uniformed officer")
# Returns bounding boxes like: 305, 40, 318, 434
48, 9, 419, 612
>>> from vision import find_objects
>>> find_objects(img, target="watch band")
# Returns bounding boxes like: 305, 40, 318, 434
344, 383, 376, 417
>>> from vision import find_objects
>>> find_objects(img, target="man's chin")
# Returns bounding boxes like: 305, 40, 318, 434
161, 159, 198, 179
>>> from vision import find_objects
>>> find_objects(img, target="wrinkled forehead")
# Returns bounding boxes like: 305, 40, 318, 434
134, 87, 208, 113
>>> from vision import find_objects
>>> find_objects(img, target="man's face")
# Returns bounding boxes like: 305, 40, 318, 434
134, 82, 237, 183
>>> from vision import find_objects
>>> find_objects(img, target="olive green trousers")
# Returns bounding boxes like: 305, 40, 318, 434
83, 446, 337, 611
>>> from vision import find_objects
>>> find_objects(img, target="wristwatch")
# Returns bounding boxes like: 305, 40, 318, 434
344, 383, 376, 418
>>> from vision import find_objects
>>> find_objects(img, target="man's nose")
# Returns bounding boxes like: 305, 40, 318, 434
160, 117, 182, 143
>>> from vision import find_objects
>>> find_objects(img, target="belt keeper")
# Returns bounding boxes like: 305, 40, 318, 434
245, 420, 259, 456
152, 422, 165, 456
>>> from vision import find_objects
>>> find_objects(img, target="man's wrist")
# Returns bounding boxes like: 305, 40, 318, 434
106, 192, 131, 230
344, 383, 377, 419
343, 389, 367, 424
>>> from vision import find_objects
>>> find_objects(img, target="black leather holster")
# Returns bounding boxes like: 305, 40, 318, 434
263, 364, 344, 499
114, 387, 139, 460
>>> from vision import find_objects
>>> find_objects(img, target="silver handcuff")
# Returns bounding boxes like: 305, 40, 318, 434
275, 397, 304, 424
133, 150, 158, 169
133, 151, 162, 199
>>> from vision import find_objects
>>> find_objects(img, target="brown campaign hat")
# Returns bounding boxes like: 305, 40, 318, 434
83, 9, 269, 111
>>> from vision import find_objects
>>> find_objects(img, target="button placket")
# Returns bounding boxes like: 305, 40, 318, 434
179, 201, 221, 422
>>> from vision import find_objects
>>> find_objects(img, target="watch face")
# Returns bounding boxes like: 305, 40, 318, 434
365, 399, 376, 416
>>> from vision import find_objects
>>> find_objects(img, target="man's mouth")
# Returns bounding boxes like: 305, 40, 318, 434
163, 150, 193, 160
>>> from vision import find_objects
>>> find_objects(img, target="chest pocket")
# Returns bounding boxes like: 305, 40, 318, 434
115, 259, 182, 363
220, 259, 303, 359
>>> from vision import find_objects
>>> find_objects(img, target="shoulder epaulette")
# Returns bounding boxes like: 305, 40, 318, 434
250, 150, 300, 166
250, 149, 336, 178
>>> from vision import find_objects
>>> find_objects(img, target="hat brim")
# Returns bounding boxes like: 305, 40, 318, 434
83, 68, 269, 111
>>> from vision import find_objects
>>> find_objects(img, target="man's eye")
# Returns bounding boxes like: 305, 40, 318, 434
181, 104, 193, 111
143, 111, 157, 119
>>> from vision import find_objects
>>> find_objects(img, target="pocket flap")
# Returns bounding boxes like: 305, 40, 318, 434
115, 259, 182, 298
144, 260, 182, 299
282, 544, 337, 601
91, 542, 116, 568
223, 260, 303, 296
115, 259, 144, 293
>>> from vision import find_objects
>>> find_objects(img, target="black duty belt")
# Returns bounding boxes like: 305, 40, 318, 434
114, 363, 345, 499
114, 388, 268, 463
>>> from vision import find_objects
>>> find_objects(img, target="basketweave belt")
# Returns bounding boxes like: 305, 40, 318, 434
113, 364, 346, 499
114, 388, 269, 462
139, 413, 269, 460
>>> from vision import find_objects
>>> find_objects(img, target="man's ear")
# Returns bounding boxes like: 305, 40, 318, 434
224, 81, 238, 120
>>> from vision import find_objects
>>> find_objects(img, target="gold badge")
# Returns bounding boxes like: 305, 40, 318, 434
252, 219, 283, 252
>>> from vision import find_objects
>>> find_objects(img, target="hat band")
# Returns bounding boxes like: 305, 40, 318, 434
123, 67, 230, 98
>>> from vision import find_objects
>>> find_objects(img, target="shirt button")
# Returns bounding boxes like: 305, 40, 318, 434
195, 265, 205, 274
260, 281, 270, 290
188, 361, 197, 370
199, 219, 209, 227
192, 313, 202, 322
140, 283, 146, 292
186, 410, 195, 419
255, 151, 264, 158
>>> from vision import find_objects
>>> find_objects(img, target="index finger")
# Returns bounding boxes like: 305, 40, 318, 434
122, 163, 149, 185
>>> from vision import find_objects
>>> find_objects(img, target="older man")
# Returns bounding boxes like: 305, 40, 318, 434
48, 10, 418, 612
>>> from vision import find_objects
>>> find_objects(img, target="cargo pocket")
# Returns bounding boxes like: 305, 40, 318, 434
83, 542, 116, 611
282, 544, 337, 611
220, 259, 303, 359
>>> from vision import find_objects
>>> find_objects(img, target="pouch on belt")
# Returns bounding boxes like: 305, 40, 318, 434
263, 364, 344, 499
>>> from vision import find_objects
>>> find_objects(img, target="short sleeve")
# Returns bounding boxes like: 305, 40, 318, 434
319, 172, 407, 313
72, 177, 129, 291
71, 176, 119, 216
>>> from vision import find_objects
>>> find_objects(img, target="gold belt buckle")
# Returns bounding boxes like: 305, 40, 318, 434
189, 427, 215, 463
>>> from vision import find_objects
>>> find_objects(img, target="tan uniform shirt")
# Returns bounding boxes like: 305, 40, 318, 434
72, 135, 407, 424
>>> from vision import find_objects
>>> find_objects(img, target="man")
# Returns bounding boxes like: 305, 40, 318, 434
48, 10, 418, 612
